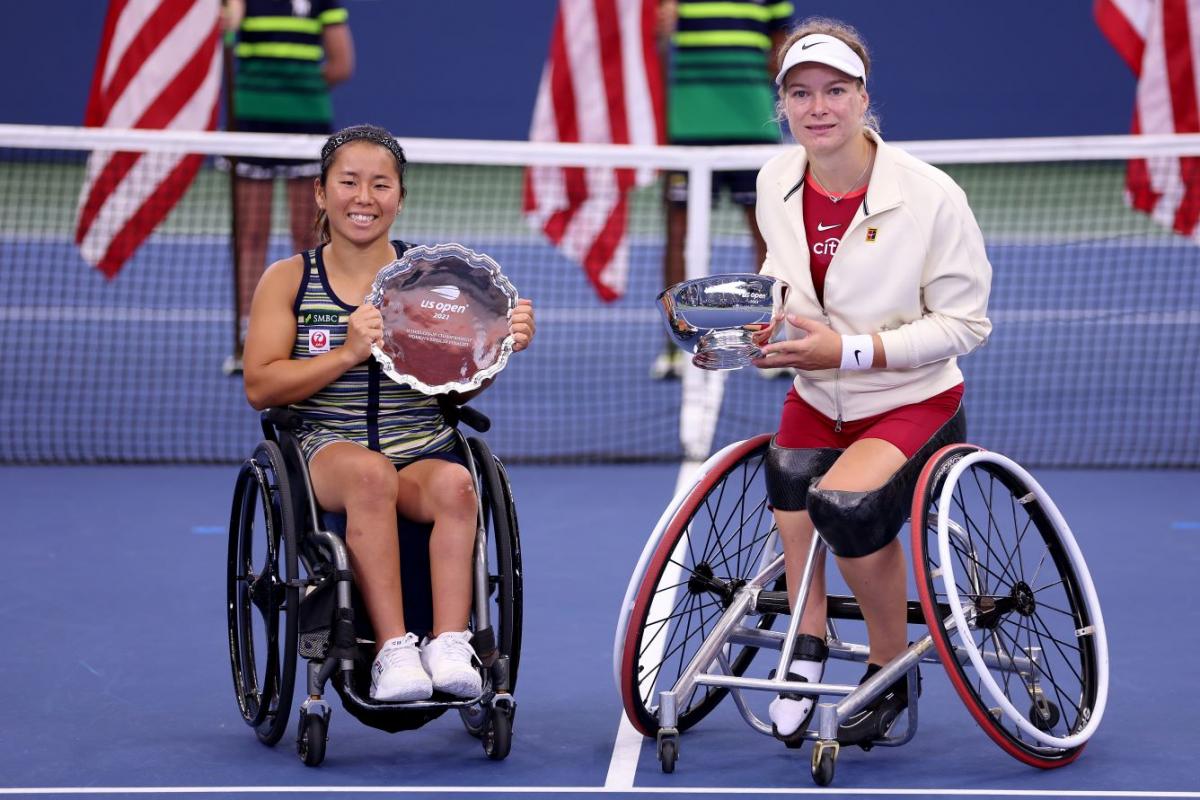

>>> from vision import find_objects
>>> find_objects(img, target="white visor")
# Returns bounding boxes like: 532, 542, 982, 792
775, 34, 866, 87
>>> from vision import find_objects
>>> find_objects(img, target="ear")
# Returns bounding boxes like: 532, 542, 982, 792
313, 177, 325, 209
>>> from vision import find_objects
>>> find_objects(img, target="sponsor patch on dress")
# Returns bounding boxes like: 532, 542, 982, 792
865, 227, 878, 242
303, 312, 342, 325
308, 329, 331, 353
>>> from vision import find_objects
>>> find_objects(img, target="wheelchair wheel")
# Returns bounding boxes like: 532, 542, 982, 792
618, 434, 781, 736
461, 438, 522, 740
227, 440, 300, 746
912, 445, 1109, 768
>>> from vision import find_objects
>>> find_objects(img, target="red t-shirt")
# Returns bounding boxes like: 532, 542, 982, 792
802, 172, 867, 306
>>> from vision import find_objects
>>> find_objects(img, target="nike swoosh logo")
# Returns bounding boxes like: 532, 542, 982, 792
816, 222, 841, 231
801, 41, 824, 50
854, 349, 862, 365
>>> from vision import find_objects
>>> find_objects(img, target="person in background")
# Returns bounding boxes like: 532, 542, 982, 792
222, 0, 354, 374
652, 0, 794, 380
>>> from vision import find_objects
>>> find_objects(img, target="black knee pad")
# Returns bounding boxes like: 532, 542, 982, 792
765, 439, 841, 511
807, 406, 967, 558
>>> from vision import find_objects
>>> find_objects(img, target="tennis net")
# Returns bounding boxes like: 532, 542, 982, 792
1, 124, 1197, 466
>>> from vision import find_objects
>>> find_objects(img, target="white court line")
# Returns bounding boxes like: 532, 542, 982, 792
605, 460, 708, 790
2, 786, 1199, 797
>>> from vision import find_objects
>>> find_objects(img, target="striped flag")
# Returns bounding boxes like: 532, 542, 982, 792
75, 0, 223, 278
1095, 0, 1200, 238
523, 0, 665, 302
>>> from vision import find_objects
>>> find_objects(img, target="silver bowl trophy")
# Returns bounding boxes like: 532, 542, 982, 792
657, 274, 790, 370
366, 243, 518, 395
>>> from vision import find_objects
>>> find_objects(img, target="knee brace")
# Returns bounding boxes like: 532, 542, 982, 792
764, 439, 841, 511
807, 406, 967, 558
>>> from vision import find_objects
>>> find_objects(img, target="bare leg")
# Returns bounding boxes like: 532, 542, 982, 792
818, 438, 909, 665
286, 176, 319, 253
234, 176, 273, 352
308, 443, 407, 647
394, 458, 477, 635
772, 508, 827, 637
664, 201, 687, 288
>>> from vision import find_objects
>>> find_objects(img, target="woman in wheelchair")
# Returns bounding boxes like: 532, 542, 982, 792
241, 124, 535, 703
749, 19, 992, 745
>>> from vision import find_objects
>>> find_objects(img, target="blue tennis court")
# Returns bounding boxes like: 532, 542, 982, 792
2, 459, 1197, 797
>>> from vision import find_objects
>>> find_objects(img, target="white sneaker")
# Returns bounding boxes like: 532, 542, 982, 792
421, 630, 483, 698
651, 349, 685, 380
370, 633, 433, 702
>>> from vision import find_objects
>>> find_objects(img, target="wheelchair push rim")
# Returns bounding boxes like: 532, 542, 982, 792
459, 436, 522, 749
226, 440, 300, 746
618, 434, 781, 737
912, 444, 1108, 767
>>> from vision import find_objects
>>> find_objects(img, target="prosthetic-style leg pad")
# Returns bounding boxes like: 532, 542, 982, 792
765, 440, 841, 511
807, 407, 966, 558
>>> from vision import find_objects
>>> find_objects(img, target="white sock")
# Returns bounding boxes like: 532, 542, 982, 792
768, 657, 826, 737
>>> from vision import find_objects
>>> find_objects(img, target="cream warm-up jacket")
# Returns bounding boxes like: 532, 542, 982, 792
757, 130, 993, 422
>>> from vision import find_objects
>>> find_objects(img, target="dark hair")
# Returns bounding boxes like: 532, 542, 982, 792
314, 124, 408, 243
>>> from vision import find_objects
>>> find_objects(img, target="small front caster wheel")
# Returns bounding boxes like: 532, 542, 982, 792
657, 735, 678, 774
297, 713, 327, 767
811, 740, 839, 786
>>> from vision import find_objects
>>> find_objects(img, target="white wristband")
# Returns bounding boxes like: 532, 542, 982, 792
840, 334, 874, 371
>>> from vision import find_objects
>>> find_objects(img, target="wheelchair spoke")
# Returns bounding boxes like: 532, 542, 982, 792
953, 480, 1023, 589
995, 617, 1083, 726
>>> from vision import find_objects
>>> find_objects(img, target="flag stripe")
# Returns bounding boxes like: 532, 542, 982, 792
74, 0, 221, 279
1099, 0, 1200, 239
99, 0, 191, 115
94, 153, 206, 277
1095, 0, 1147, 72
523, 0, 663, 301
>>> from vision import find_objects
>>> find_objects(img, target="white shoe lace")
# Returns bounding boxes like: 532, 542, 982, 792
433, 632, 477, 666
377, 633, 421, 669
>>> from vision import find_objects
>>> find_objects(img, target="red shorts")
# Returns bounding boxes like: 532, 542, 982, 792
776, 384, 964, 458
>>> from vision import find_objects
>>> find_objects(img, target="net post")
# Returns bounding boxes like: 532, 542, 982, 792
679, 158, 726, 461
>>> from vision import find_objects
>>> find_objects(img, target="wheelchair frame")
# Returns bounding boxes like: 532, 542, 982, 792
615, 435, 1108, 786
227, 404, 521, 765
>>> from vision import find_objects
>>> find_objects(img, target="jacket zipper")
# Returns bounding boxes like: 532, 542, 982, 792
824, 310, 844, 431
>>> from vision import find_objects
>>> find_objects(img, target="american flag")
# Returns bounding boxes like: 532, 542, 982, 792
1095, 0, 1200, 238
75, 0, 223, 278
523, 0, 665, 302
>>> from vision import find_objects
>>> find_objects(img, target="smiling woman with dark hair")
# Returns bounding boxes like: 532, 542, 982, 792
241, 124, 535, 704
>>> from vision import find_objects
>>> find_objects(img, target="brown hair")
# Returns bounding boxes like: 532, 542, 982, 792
313, 124, 408, 244
775, 17, 880, 132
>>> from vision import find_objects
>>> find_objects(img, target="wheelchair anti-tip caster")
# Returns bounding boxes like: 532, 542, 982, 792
296, 702, 331, 767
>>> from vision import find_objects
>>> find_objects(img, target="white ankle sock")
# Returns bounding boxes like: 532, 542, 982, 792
768, 657, 826, 737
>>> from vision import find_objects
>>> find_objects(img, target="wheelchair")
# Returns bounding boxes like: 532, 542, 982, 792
614, 428, 1109, 786
226, 401, 521, 766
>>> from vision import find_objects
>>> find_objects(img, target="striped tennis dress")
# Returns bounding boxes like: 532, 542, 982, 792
290, 242, 457, 465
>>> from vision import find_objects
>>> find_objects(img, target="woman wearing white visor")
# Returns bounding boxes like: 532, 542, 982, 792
750, 19, 993, 747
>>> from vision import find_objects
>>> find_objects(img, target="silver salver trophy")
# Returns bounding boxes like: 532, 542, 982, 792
366, 243, 518, 395
657, 274, 790, 370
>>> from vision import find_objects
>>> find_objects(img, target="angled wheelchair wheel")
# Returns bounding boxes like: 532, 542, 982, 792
912, 445, 1109, 768
227, 440, 300, 746
461, 437, 523, 742
618, 434, 782, 736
